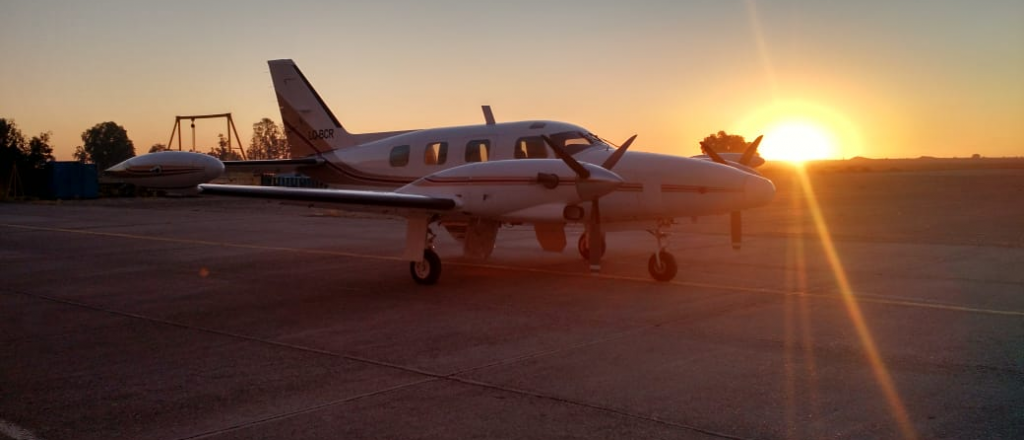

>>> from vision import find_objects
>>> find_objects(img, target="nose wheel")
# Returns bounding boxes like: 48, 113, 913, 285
648, 251, 677, 282
647, 224, 677, 282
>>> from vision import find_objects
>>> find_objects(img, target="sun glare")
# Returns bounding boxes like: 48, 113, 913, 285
760, 120, 838, 163
733, 101, 863, 164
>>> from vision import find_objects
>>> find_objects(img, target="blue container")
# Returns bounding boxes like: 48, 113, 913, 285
45, 162, 98, 199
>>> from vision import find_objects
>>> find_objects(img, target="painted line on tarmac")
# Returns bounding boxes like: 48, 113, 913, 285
0, 223, 406, 261
5, 223, 1021, 318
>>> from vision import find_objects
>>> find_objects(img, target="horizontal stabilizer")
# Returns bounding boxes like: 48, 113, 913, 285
222, 157, 325, 174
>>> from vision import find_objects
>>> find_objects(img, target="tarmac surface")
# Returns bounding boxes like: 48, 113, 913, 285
2, 167, 1023, 439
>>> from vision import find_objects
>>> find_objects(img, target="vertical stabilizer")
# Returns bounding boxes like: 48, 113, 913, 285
269, 59, 358, 157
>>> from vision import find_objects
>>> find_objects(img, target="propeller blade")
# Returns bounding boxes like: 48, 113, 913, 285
589, 200, 603, 272
542, 135, 590, 179
730, 211, 742, 250
600, 134, 637, 170
739, 135, 763, 166
700, 142, 729, 165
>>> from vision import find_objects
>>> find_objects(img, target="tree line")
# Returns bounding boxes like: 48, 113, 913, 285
4, 115, 754, 185
1, 117, 292, 174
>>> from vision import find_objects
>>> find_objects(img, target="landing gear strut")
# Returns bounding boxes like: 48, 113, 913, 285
577, 232, 606, 261
647, 223, 678, 282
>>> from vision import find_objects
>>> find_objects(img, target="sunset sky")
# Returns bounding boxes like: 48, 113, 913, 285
2, 0, 1021, 162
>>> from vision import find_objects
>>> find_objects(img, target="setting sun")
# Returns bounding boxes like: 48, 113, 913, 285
734, 100, 863, 163
760, 120, 839, 163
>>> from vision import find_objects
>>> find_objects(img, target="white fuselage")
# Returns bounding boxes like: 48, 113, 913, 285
301, 120, 774, 226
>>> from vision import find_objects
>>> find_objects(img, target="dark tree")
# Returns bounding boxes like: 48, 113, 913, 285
26, 132, 55, 169
73, 145, 87, 163
700, 131, 749, 153
247, 118, 288, 160
207, 134, 242, 160
2, 119, 56, 197
148, 143, 168, 153
1, 118, 28, 171
80, 121, 135, 170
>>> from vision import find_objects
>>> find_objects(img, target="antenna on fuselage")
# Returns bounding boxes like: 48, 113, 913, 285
482, 105, 496, 125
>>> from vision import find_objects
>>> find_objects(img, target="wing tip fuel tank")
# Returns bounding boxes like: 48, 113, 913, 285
105, 151, 224, 189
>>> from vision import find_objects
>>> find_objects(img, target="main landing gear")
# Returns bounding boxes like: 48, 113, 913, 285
410, 248, 441, 285
577, 232, 605, 261
410, 227, 442, 285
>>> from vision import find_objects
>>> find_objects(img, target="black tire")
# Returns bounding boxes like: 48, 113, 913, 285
577, 233, 606, 260
648, 251, 677, 282
410, 249, 442, 285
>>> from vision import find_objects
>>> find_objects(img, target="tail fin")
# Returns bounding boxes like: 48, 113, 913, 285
269, 59, 358, 157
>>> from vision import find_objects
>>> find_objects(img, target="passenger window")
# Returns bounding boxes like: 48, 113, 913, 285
514, 136, 547, 159
389, 145, 410, 167
424, 142, 448, 165
464, 139, 491, 162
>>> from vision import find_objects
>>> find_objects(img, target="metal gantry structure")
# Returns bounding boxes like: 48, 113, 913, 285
165, 113, 247, 160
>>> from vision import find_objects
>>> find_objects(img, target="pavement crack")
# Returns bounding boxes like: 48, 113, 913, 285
175, 378, 440, 440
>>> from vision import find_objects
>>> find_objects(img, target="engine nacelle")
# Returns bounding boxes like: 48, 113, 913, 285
105, 151, 225, 190
396, 159, 622, 218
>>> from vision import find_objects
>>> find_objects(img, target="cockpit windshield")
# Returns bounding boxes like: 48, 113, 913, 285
548, 131, 607, 155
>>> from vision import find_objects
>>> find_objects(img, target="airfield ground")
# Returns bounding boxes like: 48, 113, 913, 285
1, 162, 1022, 439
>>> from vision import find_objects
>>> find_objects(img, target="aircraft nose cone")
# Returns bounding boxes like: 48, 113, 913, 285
744, 175, 775, 208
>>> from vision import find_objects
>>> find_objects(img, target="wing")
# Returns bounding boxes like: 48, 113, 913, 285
197, 184, 458, 216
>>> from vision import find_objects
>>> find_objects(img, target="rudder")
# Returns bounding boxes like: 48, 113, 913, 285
268, 59, 359, 157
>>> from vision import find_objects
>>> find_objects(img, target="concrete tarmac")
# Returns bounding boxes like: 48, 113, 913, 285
2, 168, 1022, 440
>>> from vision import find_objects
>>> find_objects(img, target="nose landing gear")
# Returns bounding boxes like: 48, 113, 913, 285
647, 223, 677, 282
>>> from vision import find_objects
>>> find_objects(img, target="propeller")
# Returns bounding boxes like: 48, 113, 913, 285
738, 135, 763, 166
700, 141, 729, 165
701, 134, 765, 251
542, 134, 618, 272
733, 135, 761, 249
544, 135, 590, 178
601, 134, 637, 170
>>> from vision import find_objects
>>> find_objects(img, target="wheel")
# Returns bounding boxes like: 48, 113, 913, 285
648, 251, 677, 282
410, 249, 442, 285
577, 233, 606, 260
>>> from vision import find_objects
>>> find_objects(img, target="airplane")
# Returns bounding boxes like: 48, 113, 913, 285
107, 59, 776, 284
